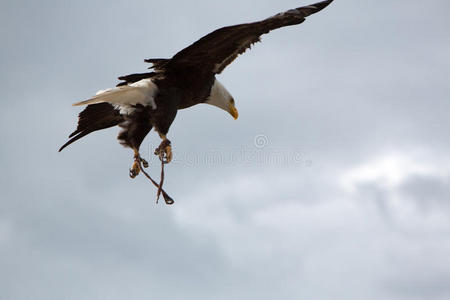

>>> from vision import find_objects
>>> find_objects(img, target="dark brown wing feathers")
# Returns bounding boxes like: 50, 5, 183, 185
59, 103, 124, 152
121, 0, 333, 81
167, 0, 333, 74
116, 72, 157, 87
144, 58, 170, 70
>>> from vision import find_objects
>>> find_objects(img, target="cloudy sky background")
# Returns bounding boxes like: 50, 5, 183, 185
1, 0, 449, 299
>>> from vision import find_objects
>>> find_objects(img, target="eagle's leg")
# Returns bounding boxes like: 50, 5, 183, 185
129, 148, 149, 178
129, 148, 141, 178
155, 135, 172, 164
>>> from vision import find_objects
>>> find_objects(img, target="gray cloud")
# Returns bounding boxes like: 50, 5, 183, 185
400, 175, 450, 213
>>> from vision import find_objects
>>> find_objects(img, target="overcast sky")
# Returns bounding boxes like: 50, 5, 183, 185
1, 0, 450, 299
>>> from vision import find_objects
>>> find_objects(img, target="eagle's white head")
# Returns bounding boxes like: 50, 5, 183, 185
205, 79, 239, 120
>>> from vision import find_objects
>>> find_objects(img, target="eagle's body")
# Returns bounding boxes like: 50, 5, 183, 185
60, 0, 333, 180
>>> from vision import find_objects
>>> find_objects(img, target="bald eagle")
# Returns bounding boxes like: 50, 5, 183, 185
60, 0, 333, 180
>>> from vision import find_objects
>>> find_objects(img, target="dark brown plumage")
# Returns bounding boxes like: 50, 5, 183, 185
59, 103, 123, 152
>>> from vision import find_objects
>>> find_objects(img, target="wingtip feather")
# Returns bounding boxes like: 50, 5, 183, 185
58, 142, 69, 152
310, 0, 334, 12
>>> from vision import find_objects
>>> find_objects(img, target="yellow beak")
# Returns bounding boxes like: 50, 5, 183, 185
228, 102, 239, 120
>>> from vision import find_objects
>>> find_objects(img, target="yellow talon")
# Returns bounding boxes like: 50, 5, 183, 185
129, 160, 140, 178
141, 158, 149, 168
155, 139, 172, 164
165, 145, 172, 163
130, 148, 142, 178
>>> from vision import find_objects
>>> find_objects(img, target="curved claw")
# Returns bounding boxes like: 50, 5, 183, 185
141, 158, 149, 168
155, 140, 172, 164
160, 145, 172, 164
129, 168, 138, 178
129, 160, 140, 178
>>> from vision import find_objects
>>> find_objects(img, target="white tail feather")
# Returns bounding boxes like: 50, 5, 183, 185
72, 79, 158, 113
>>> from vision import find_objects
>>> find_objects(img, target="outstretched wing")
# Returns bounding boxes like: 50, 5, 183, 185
165, 0, 333, 74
